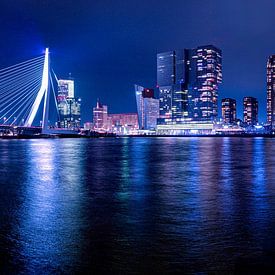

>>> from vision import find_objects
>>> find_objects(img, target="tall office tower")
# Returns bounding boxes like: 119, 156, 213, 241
221, 98, 236, 124
243, 97, 258, 125
157, 50, 188, 121
157, 51, 175, 120
93, 99, 108, 131
267, 55, 275, 126
144, 97, 159, 130
135, 85, 159, 130
157, 45, 222, 124
58, 79, 74, 98
57, 78, 81, 128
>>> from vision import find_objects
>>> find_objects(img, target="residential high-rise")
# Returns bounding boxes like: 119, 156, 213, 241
135, 85, 159, 130
221, 98, 236, 124
57, 78, 81, 128
267, 55, 275, 126
157, 45, 222, 124
243, 97, 258, 125
93, 99, 108, 131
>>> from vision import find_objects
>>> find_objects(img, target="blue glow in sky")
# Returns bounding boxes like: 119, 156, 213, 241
0, 0, 274, 122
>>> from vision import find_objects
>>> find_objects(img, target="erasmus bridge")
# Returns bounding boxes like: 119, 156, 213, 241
0, 48, 77, 136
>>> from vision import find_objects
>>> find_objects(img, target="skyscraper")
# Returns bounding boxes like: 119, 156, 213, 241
93, 99, 108, 131
267, 55, 275, 126
135, 85, 159, 130
157, 45, 222, 124
57, 78, 81, 128
157, 50, 189, 121
221, 98, 236, 124
58, 79, 74, 98
243, 97, 258, 125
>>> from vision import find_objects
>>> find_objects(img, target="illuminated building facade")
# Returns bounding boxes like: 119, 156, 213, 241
157, 45, 222, 125
267, 55, 275, 126
93, 99, 108, 131
243, 97, 258, 125
157, 51, 174, 120
221, 98, 236, 124
57, 79, 81, 128
135, 85, 159, 130
58, 79, 74, 98
84, 122, 93, 130
108, 113, 138, 134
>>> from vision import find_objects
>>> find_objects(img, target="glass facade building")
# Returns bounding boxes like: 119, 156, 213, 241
267, 55, 275, 126
58, 79, 74, 98
157, 45, 222, 125
243, 97, 258, 125
221, 98, 236, 124
57, 79, 81, 129
135, 85, 159, 130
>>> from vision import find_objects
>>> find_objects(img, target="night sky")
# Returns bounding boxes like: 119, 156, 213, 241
0, 0, 274, 123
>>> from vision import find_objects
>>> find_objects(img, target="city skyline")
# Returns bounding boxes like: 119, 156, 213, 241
2, 2, 275, 274
0, 0, 275, 123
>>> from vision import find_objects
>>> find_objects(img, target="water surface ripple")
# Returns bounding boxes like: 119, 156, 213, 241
1, 137, 275, 273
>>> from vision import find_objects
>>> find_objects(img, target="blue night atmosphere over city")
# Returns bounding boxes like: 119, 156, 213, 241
2, 0, 275, 274
1, 0, 274, 122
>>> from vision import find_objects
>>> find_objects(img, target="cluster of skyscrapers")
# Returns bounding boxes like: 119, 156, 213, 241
157, 46, 222, 122
155, 45, 222, 134
87, 45, 275, 135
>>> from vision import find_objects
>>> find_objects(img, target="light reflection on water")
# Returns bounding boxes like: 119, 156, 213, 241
1, 137, 275, 273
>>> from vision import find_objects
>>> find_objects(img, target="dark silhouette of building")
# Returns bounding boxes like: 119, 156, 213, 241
57, 78, 81, 129
243, 97, 258, 125
222, 98, 236, 124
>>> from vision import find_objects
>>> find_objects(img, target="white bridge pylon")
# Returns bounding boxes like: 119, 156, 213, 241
24, 48, 50, 134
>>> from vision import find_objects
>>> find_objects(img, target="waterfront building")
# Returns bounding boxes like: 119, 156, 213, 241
221, 98, 236, 124
135, 85, 159, 130
157, 45, 222, 126
57, 78, 81, 128
267, 55, 275, 126
156, 121, 214, 135
83, 122, 93, 130
108, 113, 138, 134
93, 99, 108, 131
243, 97, 258, 125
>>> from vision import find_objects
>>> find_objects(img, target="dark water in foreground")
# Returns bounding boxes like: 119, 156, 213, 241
1, 137, 275, 274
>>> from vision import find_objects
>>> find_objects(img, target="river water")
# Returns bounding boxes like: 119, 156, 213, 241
1, 137, 275, 273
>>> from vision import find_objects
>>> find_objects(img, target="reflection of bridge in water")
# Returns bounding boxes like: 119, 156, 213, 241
0, 48, 79, 137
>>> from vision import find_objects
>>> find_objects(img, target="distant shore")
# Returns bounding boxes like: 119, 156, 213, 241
0, 133, 274, 139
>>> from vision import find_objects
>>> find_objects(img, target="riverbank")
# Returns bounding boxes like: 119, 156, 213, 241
0, 133, 274, 139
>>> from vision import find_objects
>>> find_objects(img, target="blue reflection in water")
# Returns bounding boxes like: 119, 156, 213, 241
252, 138, 268, 213
1, 138, 275, 273
15, 140, 86, 273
